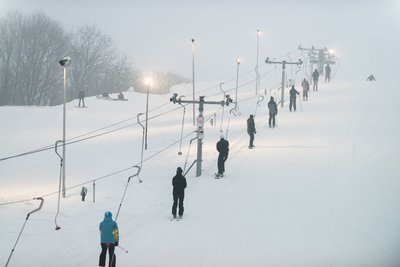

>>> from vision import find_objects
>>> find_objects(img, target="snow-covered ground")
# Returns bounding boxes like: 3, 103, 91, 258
1, 79, 400, 267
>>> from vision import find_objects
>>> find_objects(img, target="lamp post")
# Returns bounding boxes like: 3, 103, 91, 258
235, 59, 240, 105
255, 29, 260, 95
144, 78, 151, 150
191, 38, 195, 126
58, 57, 71, 198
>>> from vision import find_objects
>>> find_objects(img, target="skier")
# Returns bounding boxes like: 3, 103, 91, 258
312, 69, 319, 91
367, 74, 376, 81
267, 96, 278, 128
289, 85, 300, 112
325, 64, 331, 82
301, 78, 310, 101
78, 90, 85, 107
247, 114, 256, 149
99, 211, 119, 267
172, 167, 187, 219
215, 134, 229, 178
118, 92, 125, 100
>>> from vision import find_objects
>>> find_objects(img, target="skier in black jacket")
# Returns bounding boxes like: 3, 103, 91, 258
312, 69, 319, 91
172, 167, 187, 218
325, 64, 331, 82
215, 135, 229, 178
247, 115, 256, 149
289, 85, 300, 112
267, 97, 278, 128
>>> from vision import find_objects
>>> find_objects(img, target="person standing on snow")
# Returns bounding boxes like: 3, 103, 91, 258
312, 69, 320, 91
267, 96, 278, 128
289, 85, 300, 112
172, 167, 187, 218
78, 90, 85, 107
99, 211, 119, 267
325, 64, 331, 82
247, 114, 256, 149
301, 78, 310, 101
215, 134, 229, 178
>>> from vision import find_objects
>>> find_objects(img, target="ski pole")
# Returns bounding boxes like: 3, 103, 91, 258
5, 197, 44, 267
117, 245, 129, 253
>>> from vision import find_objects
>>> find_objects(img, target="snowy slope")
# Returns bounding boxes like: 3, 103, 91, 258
1, 80, 400, 267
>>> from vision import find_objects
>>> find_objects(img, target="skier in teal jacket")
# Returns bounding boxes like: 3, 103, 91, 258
99, 211, 119, 267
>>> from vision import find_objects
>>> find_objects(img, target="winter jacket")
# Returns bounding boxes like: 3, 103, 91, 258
301, 80, 310, 91
312, 70, 319, 81
247, 117, 256, 134
289, 87, 299, 98
172, 174, 187, 194
99, 216, 119, 244
268, 100, 278, 115
325, 65, 331, 74
216, 138, 229, 156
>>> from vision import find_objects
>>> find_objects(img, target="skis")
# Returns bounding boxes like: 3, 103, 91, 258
215, 173, 225, 179
170, 216, 183, 221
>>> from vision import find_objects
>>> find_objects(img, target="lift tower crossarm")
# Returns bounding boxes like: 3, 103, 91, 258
265, 57, 303, 108
170, 94, 232, 177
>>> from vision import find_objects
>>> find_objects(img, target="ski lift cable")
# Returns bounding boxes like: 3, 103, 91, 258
0, 49, 294, 163
1, 48, 300, 163
0, 105, 220, 207
0, 129, 197, 206
0, 104, 184, 162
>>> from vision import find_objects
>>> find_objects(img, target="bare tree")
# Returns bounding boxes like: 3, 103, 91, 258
69, 25, 117, 98
0, 11, 67, 106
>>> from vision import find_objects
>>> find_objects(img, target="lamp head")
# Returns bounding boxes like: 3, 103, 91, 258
59, 57, 71, 67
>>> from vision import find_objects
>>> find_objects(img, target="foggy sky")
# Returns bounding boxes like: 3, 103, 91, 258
1, 0, 399, 83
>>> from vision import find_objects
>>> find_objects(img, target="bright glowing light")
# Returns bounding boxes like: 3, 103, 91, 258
256, 29, 261, 36
329, 49, 335, 54
236, 59, 241, 64
144, 78, 152, 87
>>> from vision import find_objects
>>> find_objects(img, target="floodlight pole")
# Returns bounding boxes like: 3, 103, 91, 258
191, 39, 196, 126
235, 59, 240, 107
61, 66, 68, 197
170, 94, 232, 177
255, 30, 260, 95
265, 57, 303, 108
145, 83, 150, 150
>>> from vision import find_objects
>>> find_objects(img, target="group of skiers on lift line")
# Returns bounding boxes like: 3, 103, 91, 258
98, 66, 333, 266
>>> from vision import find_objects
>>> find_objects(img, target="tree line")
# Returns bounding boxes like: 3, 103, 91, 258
0, 11, 187, 106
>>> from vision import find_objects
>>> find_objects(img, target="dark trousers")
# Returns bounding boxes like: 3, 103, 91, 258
172, 193, 185, 216
99, 243, 116, 267
78, 98, 85, 107
313, 80, 318, 91
289, 97, 297, 111
303, 91, 308, 101
269, 113, 276, 127
217, 154, 228, 175
325, 74, 330, 82
248, 131, 254, 147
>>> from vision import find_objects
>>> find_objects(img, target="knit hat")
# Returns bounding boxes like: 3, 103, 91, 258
176, 167, 183, 174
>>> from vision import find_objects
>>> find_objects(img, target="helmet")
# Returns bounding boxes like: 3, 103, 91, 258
105, 211, 112, 218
